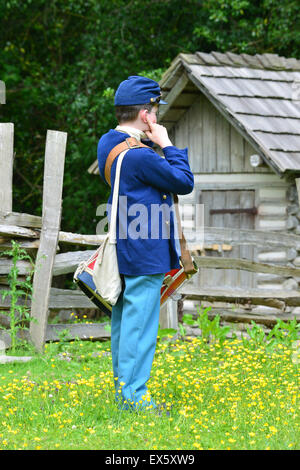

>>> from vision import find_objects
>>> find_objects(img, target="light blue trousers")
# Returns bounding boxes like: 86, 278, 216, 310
111, 273, 165, 410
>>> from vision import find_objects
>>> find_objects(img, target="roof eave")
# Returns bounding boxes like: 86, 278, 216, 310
185, 66, 285, 177
161, 57, 293, 177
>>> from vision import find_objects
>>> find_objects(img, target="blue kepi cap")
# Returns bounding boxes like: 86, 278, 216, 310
114, 75, 167, 106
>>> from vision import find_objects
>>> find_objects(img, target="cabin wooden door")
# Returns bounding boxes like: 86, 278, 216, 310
198, 190, 256, 289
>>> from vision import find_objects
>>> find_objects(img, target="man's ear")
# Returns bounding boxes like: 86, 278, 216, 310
140, 109, 148, 123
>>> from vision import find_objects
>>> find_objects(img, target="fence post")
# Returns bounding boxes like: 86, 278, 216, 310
159, 298, 178, 330
0, 80, 13, 212
0, 123, 14, 212
30, 130, 67, 352
0, 81, 5, 104
296, 178, 300, 206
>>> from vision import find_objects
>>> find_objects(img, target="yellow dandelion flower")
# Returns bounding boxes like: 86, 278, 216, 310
269, 426, 277, 433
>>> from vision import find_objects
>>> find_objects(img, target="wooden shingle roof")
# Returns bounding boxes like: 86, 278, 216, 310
159, 51, 300, 174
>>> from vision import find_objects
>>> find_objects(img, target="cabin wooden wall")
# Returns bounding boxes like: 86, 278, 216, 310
170, 94, 297, 314
172, 94, 273, 175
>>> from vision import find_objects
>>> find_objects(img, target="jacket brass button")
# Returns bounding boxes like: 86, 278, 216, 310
163, 194, 167, 199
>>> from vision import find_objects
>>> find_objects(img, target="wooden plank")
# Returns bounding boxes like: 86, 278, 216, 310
30, 130, 67, 353
187, 96, 202, 173
199, 190, 256, 289
237, 114, 300, 135
210, 191, 226, 286
216, 107, 231, 172
268, 195, 290, 212
259, 187, 287, 200
0, 249, 95, 277
193, 172, 285, 185
230, 125, 244, 172
48, 288, 99, 309
178, 286, 300, 308
173, 91, 199, 108
88, 159, 99, 175
159, 299, 178, 330
189, 98, 200, 171
0, 258, 32, 275
197, 52, 219, 65
192, 255, 300, 277
0, 275, 27, 285
285, 57, 300, 70
0, 224, 40, 238
0, 225, 109, 244
268, 150, 300, 171
258, 251, 287, 263
202, 96, 216, 172
0, 286, 31, 308
184, 226, 300, 249
159, 73, 189, 120
181, 110, 189, 152
219, 95, 300, 119
0, 211, 42, 228
0, 286, 99, 309
160, 59, 183, 90
254, 132, 300, 152
0, 239, 39, 252
202, 309, 300, 327
0, 81, 5, 104
199, 76, 294, 99
0, 312, 10, 328
241, 53, 266, 69
226, 191, 241, 287
295, 178, 300, 205
162, 107, 187, 126
239, 190, 255, 287
58, 231, 105, 246
0, 123, 14, 212
187, 66, 299, 174
46, 323, 110, 342
198, 191, 211, 287
175, 114, 184, 149
196, 95, 205, 173
53, 250, 94, 276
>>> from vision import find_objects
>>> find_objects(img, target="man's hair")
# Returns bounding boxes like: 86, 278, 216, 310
115, 103, 155, 124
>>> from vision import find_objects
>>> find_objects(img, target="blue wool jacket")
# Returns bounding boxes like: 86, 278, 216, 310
97, 129, 194, 275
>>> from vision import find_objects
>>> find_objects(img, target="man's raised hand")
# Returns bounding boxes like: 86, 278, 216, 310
145, 116, 173, 149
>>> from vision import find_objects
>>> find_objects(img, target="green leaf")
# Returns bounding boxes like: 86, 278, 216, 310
182, 314, 195, 325
157, 327, 177, 339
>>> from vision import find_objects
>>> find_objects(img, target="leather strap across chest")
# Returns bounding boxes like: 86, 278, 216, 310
104, 136, 149, 186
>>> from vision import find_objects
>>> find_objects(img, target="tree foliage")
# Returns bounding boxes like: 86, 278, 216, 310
0, 0, 299, 234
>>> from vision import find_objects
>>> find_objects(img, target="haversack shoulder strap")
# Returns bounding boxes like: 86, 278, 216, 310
104, 137, 149, 186
104, 137, 197, 275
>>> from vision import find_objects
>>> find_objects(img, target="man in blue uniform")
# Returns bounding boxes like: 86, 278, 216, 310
97, 75, 194, 413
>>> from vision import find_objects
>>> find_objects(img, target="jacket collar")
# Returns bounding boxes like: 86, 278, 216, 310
115, 125, 147, 141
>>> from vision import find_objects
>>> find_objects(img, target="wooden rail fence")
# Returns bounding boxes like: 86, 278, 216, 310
1, 87, 300, 351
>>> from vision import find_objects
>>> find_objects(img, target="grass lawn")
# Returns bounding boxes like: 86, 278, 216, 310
0, 334, 299, 450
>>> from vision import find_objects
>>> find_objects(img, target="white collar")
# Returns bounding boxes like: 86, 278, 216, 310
115, 125, 147, 141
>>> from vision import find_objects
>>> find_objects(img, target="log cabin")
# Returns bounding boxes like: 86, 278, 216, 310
89, 51, 300, 321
